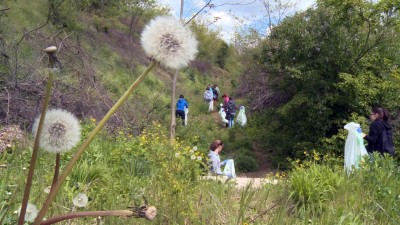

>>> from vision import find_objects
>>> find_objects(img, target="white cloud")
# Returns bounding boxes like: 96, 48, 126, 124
157, 0, 316, 43
295, 0, 316, 11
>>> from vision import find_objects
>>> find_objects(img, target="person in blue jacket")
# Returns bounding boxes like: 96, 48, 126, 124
176, 94, 189, 126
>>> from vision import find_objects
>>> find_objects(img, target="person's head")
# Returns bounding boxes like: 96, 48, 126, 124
370, 106, 390, 122
210, 139, 224, 153
179, 94, 184, 99
222, 94, 227, 98
229, 96, 234, 101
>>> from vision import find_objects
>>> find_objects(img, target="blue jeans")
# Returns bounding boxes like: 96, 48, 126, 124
228, 113, 235, 128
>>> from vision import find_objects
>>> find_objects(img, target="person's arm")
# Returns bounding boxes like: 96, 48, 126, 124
364, 123, 380, 144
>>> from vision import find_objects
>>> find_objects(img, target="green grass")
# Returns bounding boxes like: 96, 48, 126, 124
2, 118, 400, 225
1, 1, 399, 224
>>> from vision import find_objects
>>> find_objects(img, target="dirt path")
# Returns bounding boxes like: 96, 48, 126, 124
211, 111, 274, 180
211, 111, 273, 179
202, 176, 278, 188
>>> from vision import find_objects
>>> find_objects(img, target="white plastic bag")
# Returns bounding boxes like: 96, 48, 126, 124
223, 159, 236, 178
236, 106, 247, 126
208, 100, 213, 112
344, 122, 368, 173
184, 107, 188, 125
219, 104, 228, 124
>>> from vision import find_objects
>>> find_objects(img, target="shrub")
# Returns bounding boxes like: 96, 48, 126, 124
236, 153, 259, 172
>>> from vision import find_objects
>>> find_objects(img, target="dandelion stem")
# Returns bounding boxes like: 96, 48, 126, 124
18, 69, 54, 225
169, 69, 178, 139
33, 61, 157, 225
40, 210, 134, 225
50, 153, 60, 188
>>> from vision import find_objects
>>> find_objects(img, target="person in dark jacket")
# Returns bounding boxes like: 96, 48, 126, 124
176, 94, 189, 126
225, 97, 239, 128
362, 106, 394, 155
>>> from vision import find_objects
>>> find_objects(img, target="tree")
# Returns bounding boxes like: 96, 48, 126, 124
247, 0, 400, 159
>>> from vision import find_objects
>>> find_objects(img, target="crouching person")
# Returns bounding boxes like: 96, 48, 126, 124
208, 139, 236, 178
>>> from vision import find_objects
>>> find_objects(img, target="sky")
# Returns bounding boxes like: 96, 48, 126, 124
157, 0, 316, 42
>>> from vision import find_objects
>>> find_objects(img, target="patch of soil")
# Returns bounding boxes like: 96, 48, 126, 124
0, 125, 28, 153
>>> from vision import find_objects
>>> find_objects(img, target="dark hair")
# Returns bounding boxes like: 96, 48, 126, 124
210, 140, 224, 151
179, 94, 184, 98
372, 106, 390, 122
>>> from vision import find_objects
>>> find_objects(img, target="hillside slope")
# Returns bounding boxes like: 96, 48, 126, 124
0, 0, 239, 134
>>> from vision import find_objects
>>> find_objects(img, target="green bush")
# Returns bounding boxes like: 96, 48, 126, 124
235, 153, 259, 172
235, 149, 258, 172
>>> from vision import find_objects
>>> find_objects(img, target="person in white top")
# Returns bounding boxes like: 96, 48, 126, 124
208, 140, 236, 178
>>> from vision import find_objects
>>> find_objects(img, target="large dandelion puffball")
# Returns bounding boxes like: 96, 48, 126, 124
141, 16, 198, 69
72, 193, 88, 208
32, 108, 81, 154
18, 203, 38, 222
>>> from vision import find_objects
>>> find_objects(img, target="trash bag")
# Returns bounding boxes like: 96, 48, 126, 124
236, 106, 247, 126
223, 159, 236, 178
219, 104, 228, 124
184, 107, 188, 126
344, 122, 368, 174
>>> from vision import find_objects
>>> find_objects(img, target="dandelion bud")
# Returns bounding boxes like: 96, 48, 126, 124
43, 46, 57, 53
144, 206, 157, 221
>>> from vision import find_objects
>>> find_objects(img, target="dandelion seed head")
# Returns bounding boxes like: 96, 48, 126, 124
73, 193, 88, 208
197, 156, 202, 161
141, 16, 198, 69
32, 109, 81, 153
192, 146, 198, 151
18, 203, 38, 222
190, 155, 196, 160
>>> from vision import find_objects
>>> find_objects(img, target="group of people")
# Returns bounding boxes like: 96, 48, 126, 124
203, 84, 243, 128
211, 106, 396, 179
175, 84, 247, 128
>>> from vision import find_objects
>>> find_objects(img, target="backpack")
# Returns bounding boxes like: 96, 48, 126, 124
377, 121, 395, 156
204, 90, 213, 101
226, 101, 236, 114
